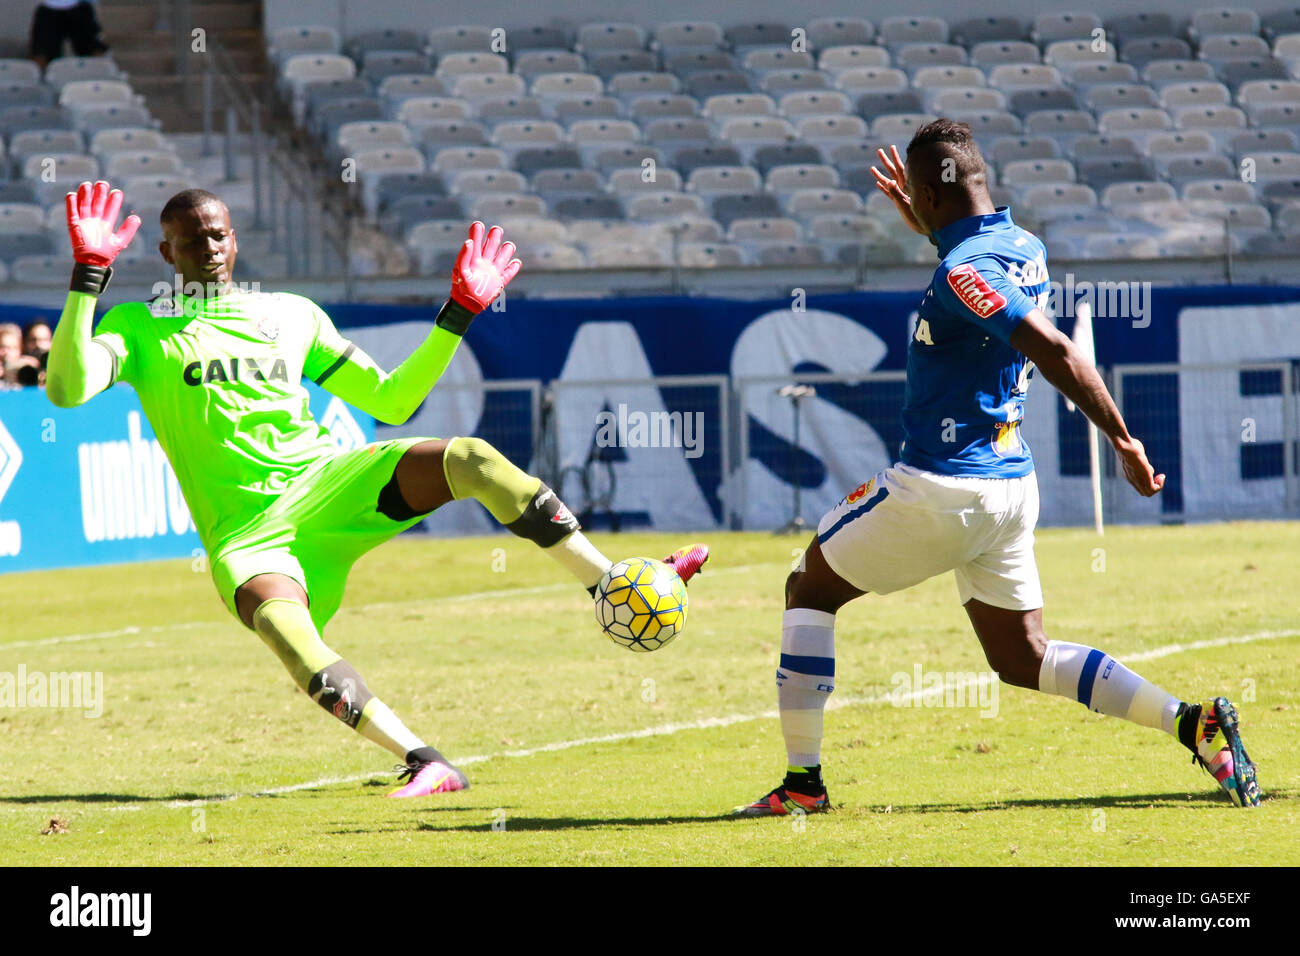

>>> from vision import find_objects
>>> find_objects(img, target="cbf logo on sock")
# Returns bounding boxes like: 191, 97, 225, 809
49, 886, 151, 936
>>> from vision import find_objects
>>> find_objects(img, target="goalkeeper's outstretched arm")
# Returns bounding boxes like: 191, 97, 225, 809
319, 221, 521, 425
46, 181, 140, 408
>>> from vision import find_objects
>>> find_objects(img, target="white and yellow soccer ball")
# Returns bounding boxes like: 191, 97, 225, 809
594, 557, 688, 652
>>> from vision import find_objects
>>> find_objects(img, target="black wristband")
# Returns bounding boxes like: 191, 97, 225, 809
70, 262, 112, 295
435, 298, 477, 336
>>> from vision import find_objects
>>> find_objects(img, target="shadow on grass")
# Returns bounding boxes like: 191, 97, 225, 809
0, 792, 216, 805
859, 788, 1295, 813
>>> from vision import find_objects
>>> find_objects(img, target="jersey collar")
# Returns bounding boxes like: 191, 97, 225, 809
931, 206, 1014, 258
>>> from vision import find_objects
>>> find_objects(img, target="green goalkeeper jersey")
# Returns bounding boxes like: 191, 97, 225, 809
92, 289, 360, 551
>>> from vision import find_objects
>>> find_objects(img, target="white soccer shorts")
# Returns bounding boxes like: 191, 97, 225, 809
815, 463, 1044, 611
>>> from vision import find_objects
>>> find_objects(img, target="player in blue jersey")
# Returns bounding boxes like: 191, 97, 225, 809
735, 119, 1260, 816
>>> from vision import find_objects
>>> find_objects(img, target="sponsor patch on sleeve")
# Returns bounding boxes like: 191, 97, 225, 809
946, 263, 1008, 319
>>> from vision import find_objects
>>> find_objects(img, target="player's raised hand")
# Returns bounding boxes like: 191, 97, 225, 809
450, 220, 522, 314
870, 145, 927, 236
65, 180, 141, 267
1114, 435, 1166, 497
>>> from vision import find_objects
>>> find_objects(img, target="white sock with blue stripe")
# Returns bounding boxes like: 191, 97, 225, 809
1038, 641, 1182, 736
778, 608, 836, 767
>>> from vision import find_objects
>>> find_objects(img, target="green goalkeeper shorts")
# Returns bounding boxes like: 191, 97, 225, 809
211, 437, 432, 632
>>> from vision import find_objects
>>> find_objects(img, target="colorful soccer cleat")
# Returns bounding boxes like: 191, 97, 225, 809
663, 543, 709, 585
733, 767, 830, 817
387, 757, 470, 798
1183, 697, 1260, 808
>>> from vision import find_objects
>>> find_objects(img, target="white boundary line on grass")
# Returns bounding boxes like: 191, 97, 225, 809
0, 563, 771, 651
151, 627, 1297, 809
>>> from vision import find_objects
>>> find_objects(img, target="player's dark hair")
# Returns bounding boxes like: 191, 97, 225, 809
905, 118, 988, 192
160, 188, 226, 226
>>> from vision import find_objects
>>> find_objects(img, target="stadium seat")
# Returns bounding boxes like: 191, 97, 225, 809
1082, 233, 1162, 258
1100, 180, 1177, 207
627, 191, 707, 220
491, 120, 564, 149
726, 22, 794, 52
675, 241, 745, 267
712, 192, 783, 226
447, 73, 524, 101
0, 231, 55, 263
513, 145, 583, 175
43, 55, 125, 88
532, 168, 604, 198
1002, 157, 1076, 187
1163, 154, 1238, 186
970, 41, 1041, 68
606, 167, 683, 194
1031, 12, 1103, 45
1160, 81, 1231, 109
529, 244, 587, 269
756, 242, 825, 265
753, 142, 825, 173
819, 45, 891, 76
587, 50, 659, 79
1108, 13, 1180, 41
878, 17, 949, 46
687, 71, 754, 98
765, 163, 840, 197
1182, 178, 1256, 203
928, 87, 1006, 113
268, 26, 340, 65
0, 58, 40, 84
426, 25, 496, 57
1143, 60, 1216, 88
0, 202, 45, 236
703, 93, 777, 121
991, 135, 1062, 165
593, 145, 663, 174
104, 150, 186, 180
1198, 35, 1271, 63
671, 144, 743, 174
469, 194, 546, 220
1043, 40, 1115, 70
553, 96, 622, 122
435, 52, 507, 79
450, 168, 526, 198
778, 90, 852, 119
1237, 79, 1300, 112
585, 241, 668, 267
282, 53, 356, 109
1020, 183, 1099, 218
835, 66, 909, 95
807, 17, 876, 49
370, 171, 447, 214
607, 72, 679, 101
1190, 8, 1261, 40
515, 51, 585, 81
989, 64, 1064, 91
629, 95, 700, 122
785, 188, 864, 219
645, 117, 714, 149
477, 98, 546, 126
686, 165, 763, 198
719, 116, 797, 150
896, 44, 968, 69
577, 23, 648, 53
951, 17, 1026, 45
313, 97, 384, 141
653, 21, 726, 52
1, 81, 54, 109
871, 113, 939, 141
1078, 155, 1156, 188
346, 29, 423, 59
1118, 37, 1193, 67
429, 146, 506, 174
1230, 128, 1299, 160
726, 216, 802, 243
1087, 83, 1161, 110
854, 89, 924, 118
7, 129, 81, 171
759, 69, 829, 95
88, 126, 170, 157
362, 52, 433, 86
383, 195, 465, 237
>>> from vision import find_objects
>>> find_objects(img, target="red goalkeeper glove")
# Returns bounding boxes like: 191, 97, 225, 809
437, 221, 522, 335
65, 180, 141, 295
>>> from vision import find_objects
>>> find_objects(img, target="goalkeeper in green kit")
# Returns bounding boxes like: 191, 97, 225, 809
46, 181, 710, 797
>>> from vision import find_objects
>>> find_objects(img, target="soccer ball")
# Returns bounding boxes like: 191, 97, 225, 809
594, 557, 688, 652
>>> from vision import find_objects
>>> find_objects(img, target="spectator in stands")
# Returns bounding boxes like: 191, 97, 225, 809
23, 320, 52, 356
29, 0, 110, 71
0, 323, 30, 389
18, 319, 52, 388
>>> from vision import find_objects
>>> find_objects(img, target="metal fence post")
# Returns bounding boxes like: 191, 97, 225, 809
223, 106, 237, 182
251, 102, 265, 228
201, 63, 214, 157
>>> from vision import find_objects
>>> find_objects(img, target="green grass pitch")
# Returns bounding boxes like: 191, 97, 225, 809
1, 523, 1296, 865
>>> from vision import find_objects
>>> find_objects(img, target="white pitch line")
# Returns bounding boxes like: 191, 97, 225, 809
137, 626, 1295, 811
1, 562, 779, 651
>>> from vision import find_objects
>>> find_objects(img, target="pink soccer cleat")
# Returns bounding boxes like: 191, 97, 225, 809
663, 543, 710, 585
387, 758, 469, 798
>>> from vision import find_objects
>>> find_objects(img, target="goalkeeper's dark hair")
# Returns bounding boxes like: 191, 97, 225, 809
160, 188, 226, 226
905, 118, 988, 192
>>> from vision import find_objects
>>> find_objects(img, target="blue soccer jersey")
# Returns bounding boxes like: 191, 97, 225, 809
900, 207, 1050, 478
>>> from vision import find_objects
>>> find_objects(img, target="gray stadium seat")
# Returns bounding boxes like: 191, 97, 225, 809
346, 29, 423, 59
753, 142, 825, 173
371, 172, 447, 214
673, 144, 744, 174
1088, 84, 1161, 111
1143, 60, 1216, 87
383, 195, 465, 237
970, 41, 1040, 68
1190, 9, 1261, 39
1077, 156, 1156, 188
1118, 37, 1192, 67
991, 135, 1062, 165
1107, 13, 1179, 40
688, 71, 754, 98
712, 192, 783, 226
726, 22, 793, 51
878, 17, 949, 46
362, 52, 432, 85
951, 17, 1026, 44
855, 89, 924, 118
586, 50, 659, 78
653, 21, 726, 52
807, 18, 876, 50
554, 195, 626, 220
1031, 12, 1103, 45
577, 23, 648, 53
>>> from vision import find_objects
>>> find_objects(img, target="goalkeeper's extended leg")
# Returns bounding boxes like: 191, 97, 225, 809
237, 579, 467, 798
392, 437, 709, 592
966, 598, 1261, 808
